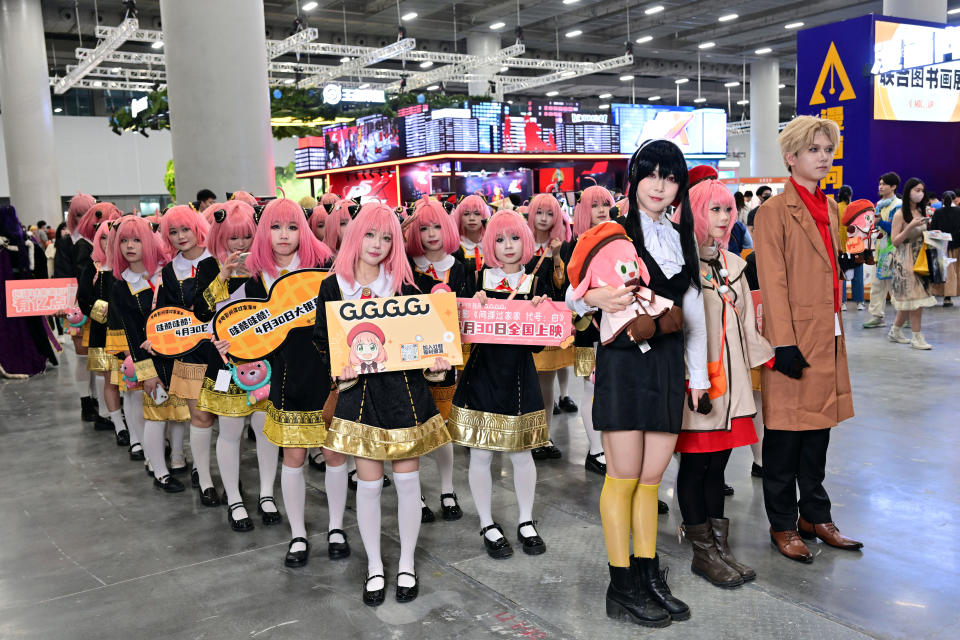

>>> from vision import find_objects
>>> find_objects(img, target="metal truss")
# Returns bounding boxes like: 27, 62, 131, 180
95, 24, 163, 44
298, 38, 416, 87
51, 77, 160, 92
501, 54, 634, 92
266, 28, 320, 59
68, 65, 167, 81
74, 48, 165, 66
268, 61, 405, 80
389, 43, 526, 93
54, 18, 139, 94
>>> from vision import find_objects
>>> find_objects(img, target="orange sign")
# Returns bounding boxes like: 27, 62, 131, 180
146, 307, 211, 356
5, 278, 78, 317
326, 292, 463, 376
212, 269, 328, 360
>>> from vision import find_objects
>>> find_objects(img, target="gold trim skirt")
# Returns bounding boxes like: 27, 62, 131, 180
86, 347, 112, 372
168, 360, 206, 400
532, 345, 575, 372
142, 391, 191, 422
264, 404, 327, 448
196, 377, 268, 417
105, 329, 127, 354
80, 321, 91, 349
447, 406, 548, 452
324, 413, 451, 461
430, 384, 456, 421
574, 345, 596, 378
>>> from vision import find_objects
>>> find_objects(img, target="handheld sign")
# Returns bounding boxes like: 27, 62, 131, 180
326, 292, 463, 376
146, 307, 211, 356
5, 278, 78, 317
212, 269, 328, 361
456, 298, 574, 347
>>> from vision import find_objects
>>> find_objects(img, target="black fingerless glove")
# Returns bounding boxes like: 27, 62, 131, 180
773, 345, 810, 379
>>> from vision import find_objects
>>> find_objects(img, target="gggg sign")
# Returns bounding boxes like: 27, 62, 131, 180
457, 298, 574, 347
5, 278, 78, 317
146, 307, 211, 356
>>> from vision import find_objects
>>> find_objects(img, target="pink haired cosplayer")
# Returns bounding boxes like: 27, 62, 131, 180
482, 210, 536, 268
323, 199, 352, 252
405, 198, 461, 257
90, 220, 112, 265
678, 178, 737, 248
573, 185, 615, 237
319, 192, 341, 213
76, 202, 121, 243
229, 191, 258, 206
160, 204, 211, 255
206, 200, 257, 263
309, 204, 328, 242
333, 202, 414, 294
67, 192, 96, 234
526, 193, 568, 242
245, 197, 333, 278
108, 215, 163, 277
453, 194, 491, 236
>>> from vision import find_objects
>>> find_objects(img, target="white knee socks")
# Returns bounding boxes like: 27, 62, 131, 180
109, 409, 124, 434
538, 373, 555, 428
169, 421, 185, 459
123, 392, 143, 447
557, 367, 570, 398
190, 425, 214, 490
325, 462, 348, 544
581, 378, 604, 457
393, 470, 421, 588
216, 417, 245, 516
509, 451, 538, 537
251, 412, 278, 510
281, 464, 307, 552
431, 442, 456, 501
95, 375, 108, 418
356, 477, 384, 589
468, 448, 500, 540
74, 354, 88, 385
143, 419, 169, 479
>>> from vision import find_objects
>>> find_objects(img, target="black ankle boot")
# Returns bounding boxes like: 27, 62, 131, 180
605, 564, 670, 628
634, 555, 690, 621
80, 396, 97, 422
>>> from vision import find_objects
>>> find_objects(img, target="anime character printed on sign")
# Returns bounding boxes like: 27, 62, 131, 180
347, 322, 388, 374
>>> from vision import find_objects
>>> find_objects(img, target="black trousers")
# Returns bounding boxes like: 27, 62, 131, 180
762, 427, 832, 532
677, 449, 732, 525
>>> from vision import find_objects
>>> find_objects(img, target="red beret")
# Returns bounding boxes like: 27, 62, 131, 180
347, 322, 385, 346
673, 165, 719, 207
842, 199, 876, 227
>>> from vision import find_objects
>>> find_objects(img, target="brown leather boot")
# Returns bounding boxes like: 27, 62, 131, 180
770, 528, 814, 563
685, 522, 743, 588
709, 517, 756, 582
797, 517, 864, 550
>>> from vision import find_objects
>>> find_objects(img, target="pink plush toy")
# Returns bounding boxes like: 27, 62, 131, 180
121, 355, 139, 389
65, 307, 87, 337
231, 360, 271, 405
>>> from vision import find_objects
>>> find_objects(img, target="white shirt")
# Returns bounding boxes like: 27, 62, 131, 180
263, 254, 300, 290
171, 249, 211, 280
483, 266, 532, 294
121, 268, 161, 293
638, 211, 685, 279
413, 253, 455, 281
336, 265, 394, 300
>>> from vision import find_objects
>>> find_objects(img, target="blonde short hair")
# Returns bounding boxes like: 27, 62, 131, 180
777, 115, 840, 172
298, 195, 318, 209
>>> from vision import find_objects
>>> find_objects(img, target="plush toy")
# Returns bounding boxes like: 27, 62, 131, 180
230, 360, 271, 405
842, 199, 881, 265
121, 355, 139, 389
568, 221, 678, 345
65, 307, 87, 336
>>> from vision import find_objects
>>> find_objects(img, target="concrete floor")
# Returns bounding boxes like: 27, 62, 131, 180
1, 303, 957, 640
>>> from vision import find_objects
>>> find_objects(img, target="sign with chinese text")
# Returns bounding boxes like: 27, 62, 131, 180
326, 292, 463, 376
146, 307, 211, 357
5, 278, 78, 317
212, 269, 329, 360
456, 298, 574, 347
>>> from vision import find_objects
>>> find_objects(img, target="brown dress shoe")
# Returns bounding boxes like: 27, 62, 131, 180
797, 518, 864, 550
769, 528, 814, 563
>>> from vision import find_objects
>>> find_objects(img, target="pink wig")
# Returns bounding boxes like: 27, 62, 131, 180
90, 221, 111, 264
309, 205, 328, 242
245, 198, 333, 278
681, 178, 738, 247
160, 204, 210, 255
453, 194, 491, 236
333, 202, 414, 294
108, 215, 162, 277
323, 200, 352, 252
201, 204, 219, 226
526, 193, 566, 242
482, 211, 535, 268
77, 202, 121, 242
573, 185, 615, 237
230, 191, 258, 206
67, 192, 96, 234
206, 200, 256, 263
405, 198, 461, 257
319, 192, 341, 212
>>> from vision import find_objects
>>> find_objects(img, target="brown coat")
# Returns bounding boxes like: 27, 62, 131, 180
754, 180, 854, 431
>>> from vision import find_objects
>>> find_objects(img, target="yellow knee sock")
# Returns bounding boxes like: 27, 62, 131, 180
599, 476, 639, 567
631, 483, 660, 559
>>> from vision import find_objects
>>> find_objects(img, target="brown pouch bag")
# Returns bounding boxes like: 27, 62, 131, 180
322, 387, 338, 426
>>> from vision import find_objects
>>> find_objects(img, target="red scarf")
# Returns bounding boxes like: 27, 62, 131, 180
790, 177, 840, 312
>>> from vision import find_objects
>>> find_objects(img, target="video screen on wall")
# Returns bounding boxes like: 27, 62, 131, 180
456, 168, 533, 202
615, 105, 726, 155
323, 115, 401, 169
501, 114, 559, 153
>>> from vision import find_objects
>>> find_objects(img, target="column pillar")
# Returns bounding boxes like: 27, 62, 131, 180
750, 59, 782, 177
0, 0, 61, 226
466, 32, 501, 97
160, 0, 274, 202
882, 0, 947, 22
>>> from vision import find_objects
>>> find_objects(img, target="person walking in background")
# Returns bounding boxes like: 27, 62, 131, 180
735, 192, 749, 223
930, 189, 960, 307
836, 185, 865, 311
887, 178, 936, 349
864, 172, 901, 328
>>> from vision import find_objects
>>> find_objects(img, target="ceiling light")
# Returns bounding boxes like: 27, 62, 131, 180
54, 107, 63, 113
507, 99, 514, 104
358, 83, 370, 89
674, 77, 689, 84
560, 70, 576, 77
784, 22, 804, 29
648, 95, 661, 101
419, 60, 433, 68
737, 99, 749, 105
755, 47, 772, 54
598, 92, 612, 99
950, 8, 960, 14
620, 74, 634, 81
401, 12, 418, 21
427, 84, 440, 90
693, 97, 706, 103
302, 1, 318, 11
112, 66, 121, 72
778, 83, 786, 88
546, 90, 559, 96
490, 22, 505, 30
635, 35, 653, 44
284, 78, 295, 84
151, 41, 164, 49
340, 56, 350, 62
719, 13, 738, 22
566, 29, 582, 38
645, 5, 664, 15
93, 80, 103, 87
500, 65, 509, 72
699, 42, 716, 49
724, 81, 740, 88
599, 103, 610, 110
562, 0, 581, 4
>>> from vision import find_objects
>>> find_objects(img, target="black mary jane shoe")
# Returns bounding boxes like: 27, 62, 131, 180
481, 523, 513, 559
363, 574, 386, 607
200, 487, 221, 507
128, 443, 145, 461
258, 496, 283, 526
154, 474, 185, 493
517, 521, 547, 556
557, 395, 578, 413
552, 402, 561, 415
94, 416, 115, 432
284, 537, 310, 568
723, 484, 735, 497
421, 496, 436, 523
751, 463, 763, 478
227, 502, 254, 532
585, 452, 606, 475
348, 470, 392, 491
531, 441, 562, 460
396, 572, 419, 603
440, 493, 463, 521
658, 500, 669, 515
190, 468, 200, 489
327, 529, 351, 559
308, 452, 326, 472
115, 429, 130, 447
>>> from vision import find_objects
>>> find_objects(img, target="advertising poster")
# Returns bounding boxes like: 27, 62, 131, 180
326, 292, 462, 375
5, 278, 78, 317
502, 114, 558, 153
146, 307, 211, 356
457, 298, 574, 347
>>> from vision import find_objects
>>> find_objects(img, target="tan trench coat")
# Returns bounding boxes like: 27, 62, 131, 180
754, 180, 855, 431
681, 248, 773, 432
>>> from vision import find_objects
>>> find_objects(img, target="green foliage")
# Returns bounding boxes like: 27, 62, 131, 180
109, 87, 169, 137
275, 161, 310, 202
164, 159, 176, 200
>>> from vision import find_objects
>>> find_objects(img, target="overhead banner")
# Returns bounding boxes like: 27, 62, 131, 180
146, 307, 211, 357
5, 278, 78, 317
326, 292, 463, 376
456, 298, 574, 347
